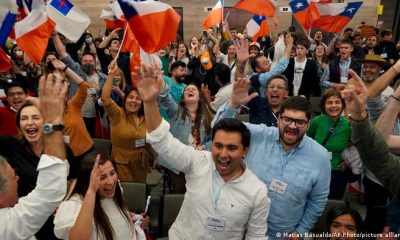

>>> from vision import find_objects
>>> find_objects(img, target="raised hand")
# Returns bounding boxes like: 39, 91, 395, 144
108, 60, 119, 76
51, 59, 66, 71
228, 77, 259, 108
88, 154, 102, 194
38, 73, 69, 124
235, 37, 250, 64
136, 63, 164, 102
341, 69, 368, 120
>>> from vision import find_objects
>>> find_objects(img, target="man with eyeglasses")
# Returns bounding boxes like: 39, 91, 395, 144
212, 79, 330, 239
0, 77, 28, 136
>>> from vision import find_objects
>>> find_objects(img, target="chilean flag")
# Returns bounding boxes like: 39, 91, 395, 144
117, 0, 181, 54
312, 2, 363, 33
0, 0, 18, 46
46, 0, 91, 42
100, 9, 125, 30
289, 0, 320, 31
14, 0, 55, 64
234, 0, 277, 18
246, 15, 270, 41
202, 0, 224, 29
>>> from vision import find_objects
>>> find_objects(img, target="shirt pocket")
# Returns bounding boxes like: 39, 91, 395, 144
285, 169, 312, 204
220, 201, 251, 231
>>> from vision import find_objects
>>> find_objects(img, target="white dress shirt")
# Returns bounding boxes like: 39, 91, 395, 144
0, 154, 69, 240
211, 83, 233, 111
147, 119, 270, 240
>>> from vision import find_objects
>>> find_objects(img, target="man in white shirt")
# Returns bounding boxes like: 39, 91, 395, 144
0, 73, 69, 239
138, 64, 270, 240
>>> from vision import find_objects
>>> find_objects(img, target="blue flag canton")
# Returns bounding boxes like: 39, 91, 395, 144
289, 0, 309, 13
252, 15, 266, 25
117, 0, 139, 19
340, 2, 363, 18
50, 0, 73, 16
220, 0, 224, 6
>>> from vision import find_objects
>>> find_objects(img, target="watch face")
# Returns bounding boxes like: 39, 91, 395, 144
44, 125, 51, 133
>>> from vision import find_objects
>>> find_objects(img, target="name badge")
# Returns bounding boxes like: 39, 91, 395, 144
381, 53, 388, 59
63, 135, 70, 144
135, 139, 145, 148
328, 152, 333, 160
340, 76, 348, 84
269, 178, 288, 195
87, 88, 97, 95
206, 217, 225, 232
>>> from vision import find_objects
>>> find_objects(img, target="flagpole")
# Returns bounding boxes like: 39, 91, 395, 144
221, 0, 224, 25
114, 23, 129, 62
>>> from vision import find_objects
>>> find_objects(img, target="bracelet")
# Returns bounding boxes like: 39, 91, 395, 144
392, 95, 400, 102
348, 112, 368, 123
62, 66, 69, 72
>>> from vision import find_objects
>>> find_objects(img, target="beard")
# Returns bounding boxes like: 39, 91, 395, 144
278, 126, 305, 149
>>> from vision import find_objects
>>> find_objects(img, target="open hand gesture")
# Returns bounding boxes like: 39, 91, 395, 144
341, 69, 368, 120
229, 77, 259, 108
136, 63, 164, 102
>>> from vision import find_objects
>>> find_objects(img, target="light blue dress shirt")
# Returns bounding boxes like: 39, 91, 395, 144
212, 103, 331, 239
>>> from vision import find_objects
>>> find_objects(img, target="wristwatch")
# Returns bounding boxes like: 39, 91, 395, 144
43, 123, 64, 134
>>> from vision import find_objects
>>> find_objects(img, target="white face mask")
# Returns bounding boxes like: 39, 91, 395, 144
85, 37, 93, 44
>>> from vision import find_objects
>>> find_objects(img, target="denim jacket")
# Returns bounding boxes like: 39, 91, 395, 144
158, 84, 212, 150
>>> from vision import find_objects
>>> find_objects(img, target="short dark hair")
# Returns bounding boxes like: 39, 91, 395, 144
320, 88, 345, 115
344, 27, 353, 33
5, 75, 28, 95
288, 26, 296, 32
250, 54, 265, 72
170, 61, 186, 73
295, 38, 311, 49
212, 118, 251, 148
380, 29, 393, 38
229, 27, 237, 32
266, 75, 289, 89
81, 52, 96, 62
107, 37, 120, 48
280, 96, 313, 120
326, 205, 364, 234
214, 63, 231, 86
340, 38, 353, 47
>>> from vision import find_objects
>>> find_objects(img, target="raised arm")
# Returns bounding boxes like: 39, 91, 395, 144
375, 69, 400, 153
98, 28, 121, 49
68, 155, 101, 240
101, 61, 117, 106
0, 74, 69, 239
367, 60, 400, 98
52, 32, 68, 59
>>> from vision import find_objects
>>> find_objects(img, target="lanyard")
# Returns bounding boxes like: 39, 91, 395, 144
339, 59, 351, 77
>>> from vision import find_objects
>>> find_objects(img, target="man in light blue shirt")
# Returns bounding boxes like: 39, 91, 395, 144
212, 79, 331, 239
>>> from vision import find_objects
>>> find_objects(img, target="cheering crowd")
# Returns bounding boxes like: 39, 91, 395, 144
2, 8, 400, 240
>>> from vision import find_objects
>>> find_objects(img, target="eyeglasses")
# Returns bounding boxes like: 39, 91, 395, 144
267, 85, 286, 91
280, 116, 308, 128
8, 92, 25, 98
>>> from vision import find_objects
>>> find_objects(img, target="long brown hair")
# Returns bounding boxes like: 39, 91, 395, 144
178, 83, 214, 135
72, 152, 132, 240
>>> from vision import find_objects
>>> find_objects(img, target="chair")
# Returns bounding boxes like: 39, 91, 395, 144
92, 138, 111, 156
311, 199, 347, 233
120, 182, 147, 213
157, 194, 185, 238
309, 97, 322, 115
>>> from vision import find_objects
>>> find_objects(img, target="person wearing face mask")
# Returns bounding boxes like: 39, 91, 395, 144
53, 32, 107, 137
101, 61, 156, 182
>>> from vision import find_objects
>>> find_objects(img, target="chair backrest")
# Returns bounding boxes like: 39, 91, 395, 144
309, 96, 322, 115
120, 182, 147, 213
312, 199, 346, 233
92, 138, 111, 156
162, 194, 184, 227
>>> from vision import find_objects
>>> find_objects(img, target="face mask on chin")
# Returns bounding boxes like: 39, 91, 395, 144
82, 63, 95, 75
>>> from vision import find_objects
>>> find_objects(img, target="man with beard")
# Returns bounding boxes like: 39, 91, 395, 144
0, 77, 28, 136
52, 32, 107, 137
321, 39, 361, 92
212, 80, 330, 239
362, 35, 379, 56
352, 56, 399, 233
137, 64, 270, 239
